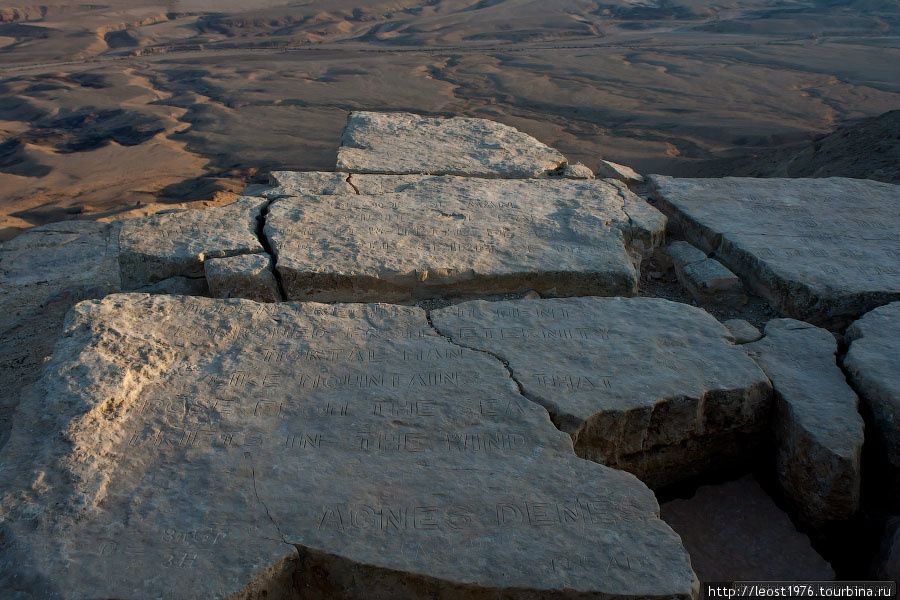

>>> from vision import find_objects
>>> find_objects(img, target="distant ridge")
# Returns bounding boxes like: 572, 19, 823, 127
690, 110, 900, 183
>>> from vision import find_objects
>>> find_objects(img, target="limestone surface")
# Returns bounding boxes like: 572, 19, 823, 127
595, 160, 644, 182
745, 319, 863, 523
205, 253, 281, 302
681, 259, 747, 308
650, 176, 900, 327
118, 197, 267, 289
723, 319, 761, 344
660, 476, 834, 581
0, 294, 697, 599
265, 187, 638, 302
347, 174, 666, 263
431, 297, 772, 488
336, 111, 568, 177
563, 163, 594, 179
264, 170, 354, 198
844, 302, 900, 505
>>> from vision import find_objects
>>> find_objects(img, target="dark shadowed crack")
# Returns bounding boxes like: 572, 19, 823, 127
255, 198, 287, 301
424, 308, 570, 433
345, 173, 361, 194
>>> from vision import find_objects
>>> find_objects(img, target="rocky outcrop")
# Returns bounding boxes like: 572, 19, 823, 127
265, 187, 639, 302
745, 319, 864, 524
431, 297, 772, 488
336, 111, 569, 177
118, 197, 267, 289
650, 176, 900, 328
0, 294, 697, 599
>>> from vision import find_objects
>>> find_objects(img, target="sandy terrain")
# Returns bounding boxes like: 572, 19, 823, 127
1, 0, 898, 240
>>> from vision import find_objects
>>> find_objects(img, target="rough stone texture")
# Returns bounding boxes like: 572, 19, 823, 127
682, 259, 747, 308
724, 319, 762, 344
563, 163, 594, 179
650, 176, 900, 328
347, 174, 666, 264
135, 276, 209, 296
336, 111, 568, 177
844, 302, 900, 506
265, 171, 354, 198
745, 319, 864, 524
596, 160, 644, 182
266, 188, 639, 302
0, 294, 697, 599
660, 476, 835, 581
205, 253, 281, 302
118, 197, 267, 289
667, 241, 708, 270
431, 297, 772, 488
0, 220, 121, 450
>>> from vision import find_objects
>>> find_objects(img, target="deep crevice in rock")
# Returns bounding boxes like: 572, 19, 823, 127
256, 198, 287, 301
345, 173, 360, 195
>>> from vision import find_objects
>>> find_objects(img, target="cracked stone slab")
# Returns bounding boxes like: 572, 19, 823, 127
0, 294, 697, 599
118, 197, 267, 289
205, 254, 281, 302
595, 160, 644, 182
650, 176, 900, 328
349, 174, 664, 264
431, 297, 772, 488
336, 111, 568, 177
844, 301, 900, 507
745, 319, 863, 524
266, 187, 639, 302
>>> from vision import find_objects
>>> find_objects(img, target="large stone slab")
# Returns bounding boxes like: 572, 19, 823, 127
745, 319, 863, 524
265, 187, 638, 302
650, 176, 900, 328
844, 301, 900, 507
336, 111, 568, 177
431, 297, 772, 488
0, 294, 697, 599
263, 170, 354, 198
118, 197, 267, 289
0, 220, 121, 450
660, 476, 834, 581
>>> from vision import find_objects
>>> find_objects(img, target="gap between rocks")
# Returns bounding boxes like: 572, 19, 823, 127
255, 198, 287, 301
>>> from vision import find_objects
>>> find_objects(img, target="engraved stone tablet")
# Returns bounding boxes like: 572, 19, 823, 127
336, 111, 568, 177
431, 297, 772, 488
0, 294, 697, 599
265, 188, 638, 302
650, 176, 900, 327
118, 197, 267, 289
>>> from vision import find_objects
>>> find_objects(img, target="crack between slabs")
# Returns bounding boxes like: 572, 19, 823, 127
256, 199, 288, 301
250, 462, 291, 547
345, 173, 361, 195
423, 308, 568, 434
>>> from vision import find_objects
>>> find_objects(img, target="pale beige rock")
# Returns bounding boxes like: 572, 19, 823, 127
660, 476, 834, 581
650, 176, 900, 327
348, 174, 666, 264
336, 111, 568, 177
0, 220, 121, 450
596, 160, 644, 182
118, 197, 267, 289
431, 297, 772, 488
135, 275, 208, 296
0, 294, 697, 599
562, 162, 594, 179
681, 259, 748, 308
723, 319, 761, 344
745, 319, 863, 523
264, 170, 354, 198
265, 189, 638, 302
205, 253, 281, 302
844, 301, 900, 507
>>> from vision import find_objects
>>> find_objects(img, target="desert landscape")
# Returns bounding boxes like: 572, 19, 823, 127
1, 0, 899, 240
1, 1, 899, 599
